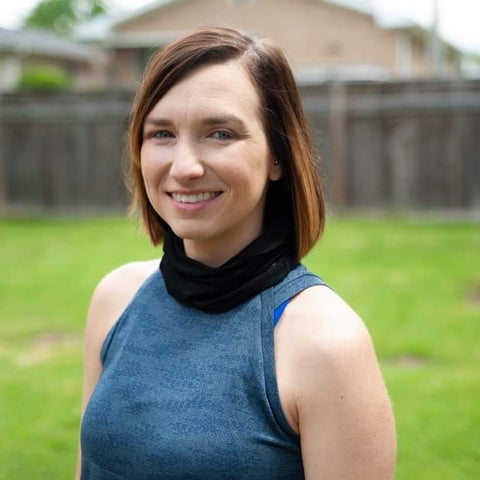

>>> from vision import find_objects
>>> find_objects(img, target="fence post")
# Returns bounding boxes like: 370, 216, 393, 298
329, 81, 348, 208
0, 126, 6, 213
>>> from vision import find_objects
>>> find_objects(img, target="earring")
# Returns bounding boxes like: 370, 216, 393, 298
273, 159, 279, 165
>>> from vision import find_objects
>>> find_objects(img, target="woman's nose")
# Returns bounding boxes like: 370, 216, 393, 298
169, 140, 205, 181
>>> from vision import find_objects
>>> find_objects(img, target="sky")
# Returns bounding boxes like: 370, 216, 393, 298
1, 0, 480, 54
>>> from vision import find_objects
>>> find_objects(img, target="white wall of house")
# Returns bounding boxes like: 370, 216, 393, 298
395, 32, 414, 77
0, 55, 22, 91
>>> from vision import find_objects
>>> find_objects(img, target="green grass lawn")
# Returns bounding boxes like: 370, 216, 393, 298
1, 215, 479, 479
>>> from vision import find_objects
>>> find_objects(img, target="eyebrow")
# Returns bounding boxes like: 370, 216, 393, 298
144, 114, 248, 130
144, 117, 172, 127
202, 115, 247, 129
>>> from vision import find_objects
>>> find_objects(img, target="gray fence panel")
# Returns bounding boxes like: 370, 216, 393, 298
1, 82, 479, 214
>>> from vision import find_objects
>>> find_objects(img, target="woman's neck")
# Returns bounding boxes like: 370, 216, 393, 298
159, 215, 297, 313
183, 223, 263, 268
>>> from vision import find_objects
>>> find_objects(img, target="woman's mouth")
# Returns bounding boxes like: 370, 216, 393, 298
169, 192, 222, 203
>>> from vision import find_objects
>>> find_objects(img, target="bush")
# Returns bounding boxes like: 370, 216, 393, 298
18, 65, 73, 91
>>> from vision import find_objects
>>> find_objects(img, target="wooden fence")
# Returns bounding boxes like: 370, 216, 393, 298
0, 92, 131, 213
1, 80, 479, 214
304, 80, 480, 211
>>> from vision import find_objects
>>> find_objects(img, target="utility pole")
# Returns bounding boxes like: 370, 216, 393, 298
429, 0, 443, 78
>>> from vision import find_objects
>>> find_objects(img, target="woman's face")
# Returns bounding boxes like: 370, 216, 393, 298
140, 61, 281, 265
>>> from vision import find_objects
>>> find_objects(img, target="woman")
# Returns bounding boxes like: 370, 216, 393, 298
77, 27, 396, 479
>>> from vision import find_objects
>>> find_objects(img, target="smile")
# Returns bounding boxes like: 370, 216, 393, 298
169, 192, 222, 203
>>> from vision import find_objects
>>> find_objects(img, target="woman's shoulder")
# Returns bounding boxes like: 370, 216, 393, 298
92, 259, 160, 306
85, 259, 161, 343
102, 258, 160, 285
283, 284, 370, 352
278, 284, 378, 398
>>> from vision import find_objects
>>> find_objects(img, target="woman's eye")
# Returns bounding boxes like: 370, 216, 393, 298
153, 130, 173, 139
147, 130, 174, 140
211, 130, 234, 140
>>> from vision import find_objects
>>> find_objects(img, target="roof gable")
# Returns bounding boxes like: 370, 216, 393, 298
0, 27, 94, 61
113, 0, 374, 27
76, 0, 377, 41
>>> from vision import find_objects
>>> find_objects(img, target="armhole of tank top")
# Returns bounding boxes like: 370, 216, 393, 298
100, 270, 160, 365
273, 297, 291, 328
273, 272, 334, 329
273, 275, 334, 328
262, 269, 332, 439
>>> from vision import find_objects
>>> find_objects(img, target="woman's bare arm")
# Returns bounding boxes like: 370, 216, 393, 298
74, 260, 159, 479
287, 286, 396, 480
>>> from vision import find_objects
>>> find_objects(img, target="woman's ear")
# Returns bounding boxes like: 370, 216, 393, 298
269, 158, 282, 181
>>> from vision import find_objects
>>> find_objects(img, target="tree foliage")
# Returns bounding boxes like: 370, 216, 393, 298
24, 0, 109, 36
18, 66, 73, 91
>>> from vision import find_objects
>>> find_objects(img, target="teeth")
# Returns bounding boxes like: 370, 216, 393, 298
171, 192, 220, 203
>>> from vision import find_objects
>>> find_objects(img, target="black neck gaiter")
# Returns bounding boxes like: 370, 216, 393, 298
160, 220, 298, 313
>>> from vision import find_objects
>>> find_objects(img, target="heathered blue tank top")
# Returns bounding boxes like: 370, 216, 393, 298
81, 264, 328, 479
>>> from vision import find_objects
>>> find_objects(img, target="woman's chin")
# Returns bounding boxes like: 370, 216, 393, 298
168, 225, 218, 243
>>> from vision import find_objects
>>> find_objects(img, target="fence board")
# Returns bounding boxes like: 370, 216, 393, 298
385, 116, 422, 208
347, 117, 385, 207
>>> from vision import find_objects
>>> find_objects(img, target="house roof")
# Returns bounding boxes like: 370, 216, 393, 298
0, 27, 95, 62
74, 0, 461, 56
75, 0, 176, 42
75, 0, 375, 43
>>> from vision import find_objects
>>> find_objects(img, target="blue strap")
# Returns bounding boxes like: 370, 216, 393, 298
273, 297, 291, 328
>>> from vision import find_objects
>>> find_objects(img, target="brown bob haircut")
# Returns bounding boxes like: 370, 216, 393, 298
128, 26, 325, 260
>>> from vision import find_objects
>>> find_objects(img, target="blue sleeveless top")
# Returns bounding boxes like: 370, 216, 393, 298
81, 264, 328, 479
